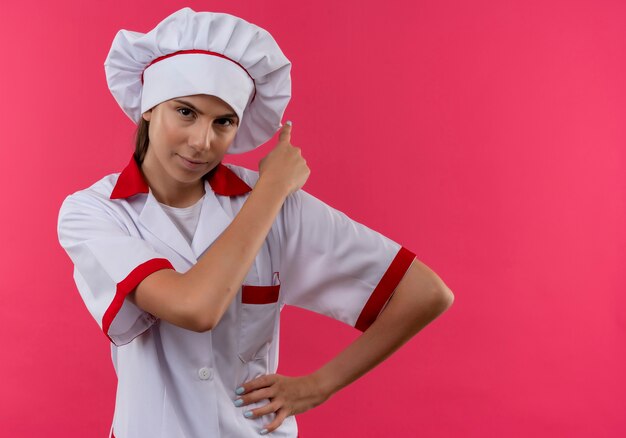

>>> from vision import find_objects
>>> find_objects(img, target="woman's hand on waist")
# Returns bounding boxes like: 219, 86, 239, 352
233, 372, 330, 434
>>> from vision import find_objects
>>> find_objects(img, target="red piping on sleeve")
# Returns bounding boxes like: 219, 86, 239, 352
102, 258, 175, 342
354, 247, 416, 332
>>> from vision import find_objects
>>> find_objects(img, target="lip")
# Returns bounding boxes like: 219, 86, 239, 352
176, 154, 208, 171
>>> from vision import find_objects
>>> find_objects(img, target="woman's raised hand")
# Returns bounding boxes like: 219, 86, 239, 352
258, 122, 310, 197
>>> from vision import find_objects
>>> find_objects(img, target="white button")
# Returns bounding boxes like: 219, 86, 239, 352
198, 367, 213, 381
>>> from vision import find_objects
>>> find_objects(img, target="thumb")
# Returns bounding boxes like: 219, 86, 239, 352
278, 120, 292, 144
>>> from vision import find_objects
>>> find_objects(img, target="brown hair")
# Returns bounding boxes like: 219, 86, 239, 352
134, 117, 150, 164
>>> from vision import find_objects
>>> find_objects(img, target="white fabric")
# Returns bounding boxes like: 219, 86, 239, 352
104, 7, 291, 154
159, 195, 205, 245
57, 165, 410, 438
142, 53, 254, 127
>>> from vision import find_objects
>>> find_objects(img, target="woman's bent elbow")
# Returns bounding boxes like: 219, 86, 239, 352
436, 287, 454, 312
185, 309, 217, 333
177, 296, 217, 332
186, 317, 212, 333
133, 271, 219, 332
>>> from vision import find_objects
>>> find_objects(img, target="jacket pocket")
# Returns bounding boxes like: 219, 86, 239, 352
237, 277, 280, 362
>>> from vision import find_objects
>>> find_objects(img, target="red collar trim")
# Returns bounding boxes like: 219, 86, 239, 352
110, 156, 252, 199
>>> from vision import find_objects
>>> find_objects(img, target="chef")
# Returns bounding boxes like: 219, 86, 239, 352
58, 7, 454, 438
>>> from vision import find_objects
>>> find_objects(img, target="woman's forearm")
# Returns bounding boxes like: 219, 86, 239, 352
311, 259, 454, 397
181, 177, 290, 329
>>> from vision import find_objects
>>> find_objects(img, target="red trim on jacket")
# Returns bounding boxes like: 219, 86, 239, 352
110, 155, 252, 200
354, 247, 416, 332
242, 285, 280, 304
102, 258, 175, 342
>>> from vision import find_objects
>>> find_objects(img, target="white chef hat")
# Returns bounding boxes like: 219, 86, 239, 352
104, 7, 291, 154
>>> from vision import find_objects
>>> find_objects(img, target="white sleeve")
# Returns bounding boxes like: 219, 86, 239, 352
57, 193, 175, 346
275, 190, 416, 332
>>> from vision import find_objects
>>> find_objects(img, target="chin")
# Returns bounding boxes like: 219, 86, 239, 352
177, 172, 206, 185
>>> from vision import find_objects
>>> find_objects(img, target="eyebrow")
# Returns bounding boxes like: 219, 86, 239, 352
172, 99, 238, 120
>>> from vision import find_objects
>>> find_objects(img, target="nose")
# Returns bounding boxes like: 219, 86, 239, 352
189, 122, 213, 152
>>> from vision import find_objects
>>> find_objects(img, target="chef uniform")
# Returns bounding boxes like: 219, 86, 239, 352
57, 7, 416, 438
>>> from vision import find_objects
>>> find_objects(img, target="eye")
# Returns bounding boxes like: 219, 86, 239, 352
177, 107, 195, 118
216, 118, 238, 127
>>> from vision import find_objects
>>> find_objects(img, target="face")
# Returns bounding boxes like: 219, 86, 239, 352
141, 94, 239, 186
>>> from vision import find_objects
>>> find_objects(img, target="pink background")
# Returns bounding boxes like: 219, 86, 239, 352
1, 0, 624, 436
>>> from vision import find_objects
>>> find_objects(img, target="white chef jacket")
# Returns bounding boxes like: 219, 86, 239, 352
57, 156, 416, 438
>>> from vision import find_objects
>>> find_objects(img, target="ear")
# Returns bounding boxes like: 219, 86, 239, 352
142, 110, 152, 122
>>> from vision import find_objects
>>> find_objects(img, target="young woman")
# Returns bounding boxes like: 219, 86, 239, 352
58, 7, 454, 438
